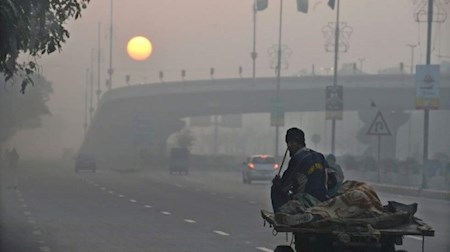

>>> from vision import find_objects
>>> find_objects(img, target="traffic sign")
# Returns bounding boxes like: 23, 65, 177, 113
325, 85, 343, 120
271, 100, 285, 127
367, 111, 391, 136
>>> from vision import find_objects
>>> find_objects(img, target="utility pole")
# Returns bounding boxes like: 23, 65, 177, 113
406, 44, 417, 74
96, 22, 102, 107
84, 69, 89, 137
251, 1, 258, 79
107, 0, 114, 90
422, 0, 434, 189
89, 49, 94, 123
274, 0, 284, 159
331, 0, 341, 155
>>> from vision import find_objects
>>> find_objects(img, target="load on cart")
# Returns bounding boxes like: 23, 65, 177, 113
261, 180, 434, 252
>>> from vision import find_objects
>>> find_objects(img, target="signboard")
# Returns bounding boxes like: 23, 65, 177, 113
326, 85, 343, 120
415, 64, 440, 110
271, 100, 285, 127
367, 111, 391, 136
133, 113, 156, 144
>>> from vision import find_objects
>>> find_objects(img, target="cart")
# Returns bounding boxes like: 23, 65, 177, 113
261, 209, 434, 252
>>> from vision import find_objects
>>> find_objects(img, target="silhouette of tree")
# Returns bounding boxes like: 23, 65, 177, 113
0, 0, 90, 93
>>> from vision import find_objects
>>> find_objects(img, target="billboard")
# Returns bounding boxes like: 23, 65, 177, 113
415, 64, 440, 110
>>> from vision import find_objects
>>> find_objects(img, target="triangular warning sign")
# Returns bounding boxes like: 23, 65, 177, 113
367, 111, 391, 136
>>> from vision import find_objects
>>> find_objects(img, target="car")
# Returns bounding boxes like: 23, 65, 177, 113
242, 154, 279, 184
169, 147, 189, 175
75, 153, 96, 173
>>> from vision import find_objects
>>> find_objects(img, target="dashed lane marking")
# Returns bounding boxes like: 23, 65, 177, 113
118, 194, 125, 198
24, 211, 31, 216
39, 246, 51, 252
184, 219, 197, 223
33, 230, 42, 236
406, 235, 423, 241
129, 199, 137, 203
108, 191, 114, 194
213, 230, 230, 236
21, 204, 28, 208
161, 211, 171, 215
144, 205, 152, 208
256, 247, 273, 252
28, 219, 36, 224
100, 187, 106, 190
93, 184, 99, 187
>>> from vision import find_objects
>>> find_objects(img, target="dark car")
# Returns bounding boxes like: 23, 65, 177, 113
169, 147, 189, 175
75, 154, 96, 173
242, 154, 279, 184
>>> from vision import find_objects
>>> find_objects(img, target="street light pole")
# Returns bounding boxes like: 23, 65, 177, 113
107, 0, 114, 90
274, 0, 284, 159
96, 22, 102, 107
252, 2, 258, 79
422, 0, 434, 189
406, 44, 417, 74
331, 0, 341, 155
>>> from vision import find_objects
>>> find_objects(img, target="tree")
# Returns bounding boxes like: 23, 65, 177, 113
0, 74, 53, 145
174, 129, 195, 150
0, 0, 90, 93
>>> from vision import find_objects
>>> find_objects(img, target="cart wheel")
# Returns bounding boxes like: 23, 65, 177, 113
274, 245, 294, 252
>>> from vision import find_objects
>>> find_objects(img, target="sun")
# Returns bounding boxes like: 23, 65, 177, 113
127, 36, 153, 61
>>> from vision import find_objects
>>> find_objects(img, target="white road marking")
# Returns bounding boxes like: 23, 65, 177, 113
175, 184, 184, 188
24, 211, 31, 216
38, 240, 45, 244
39, 246, 51, 252
129, 199, 137, 203
406, 235, 423, 241
256, 247, 273, 252
118, 194, 125, 198
100, 187, 106, 190
144, 205, 152, 208
18, 198, 25, 202
184, 219, 197, 223
213, 230, 230, 236
108, 191, 114, 194
93, 184, 99, 187
21, 204, 28, 208
33, 230, 42, 236
28, 219, 36, 224
161, 211, 171, 215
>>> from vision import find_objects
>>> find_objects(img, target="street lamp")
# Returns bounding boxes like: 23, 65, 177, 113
406, 44, 418, 74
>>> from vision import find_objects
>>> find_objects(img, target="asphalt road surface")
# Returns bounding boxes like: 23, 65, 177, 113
1, 160, 449, 252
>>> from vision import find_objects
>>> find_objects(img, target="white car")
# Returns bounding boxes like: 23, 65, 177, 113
242, 155, 279, 184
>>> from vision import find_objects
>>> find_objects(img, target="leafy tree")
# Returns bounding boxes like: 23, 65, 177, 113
174, 129, 195, 150
0, 0, 90, 93
0, 74, 53, 145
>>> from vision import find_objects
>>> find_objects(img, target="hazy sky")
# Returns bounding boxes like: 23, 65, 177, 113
12, 0, 450, 156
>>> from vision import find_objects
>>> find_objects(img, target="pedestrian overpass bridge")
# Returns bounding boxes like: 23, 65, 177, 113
81, 74, 450, 169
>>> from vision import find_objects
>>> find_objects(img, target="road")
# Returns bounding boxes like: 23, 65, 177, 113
1, 160, 449, 252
